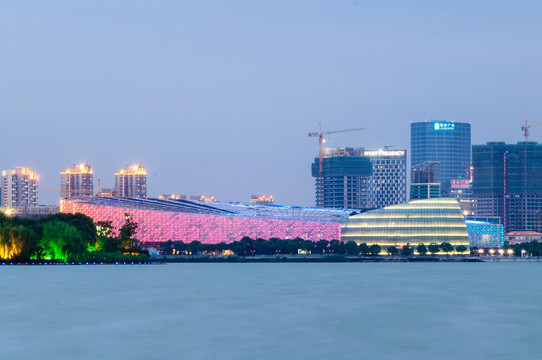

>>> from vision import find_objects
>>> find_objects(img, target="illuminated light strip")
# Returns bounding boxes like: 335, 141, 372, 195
341, 233, 469, 237
350, 216, 465, 219
343, 224, 467, 228
355, 242, 471, 246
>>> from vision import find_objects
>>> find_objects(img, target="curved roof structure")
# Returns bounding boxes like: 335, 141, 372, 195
60, 197, 350, 243
340, 198, 470, 247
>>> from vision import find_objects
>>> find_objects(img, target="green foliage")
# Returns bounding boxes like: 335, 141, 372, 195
162, 240, 174, 255
455, 245, 468, 253
43, 213, 98, 251
369, 244, 381, 255
40, 221, 86, 262
344, 241, 359, 255
401, 244, 413, 256
358, 243, 370, 255
315, 240, 330, 254
95, 220, 114, 251
0, 222, 39, 260
428, 243, 440, 254
329, 240, 345, 254
417, 243, 428, 255
0, 211, 148, 263
119, 214, 139, 252
440, 242, 454, 254
387, 246, 398, 255
82, 251, 149, 263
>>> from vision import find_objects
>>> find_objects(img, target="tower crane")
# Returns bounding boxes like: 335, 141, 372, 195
308, 123, 365, 206
521, 120, 542, 141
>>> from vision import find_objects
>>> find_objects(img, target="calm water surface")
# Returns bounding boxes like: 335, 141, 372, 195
1, 263, 541, 359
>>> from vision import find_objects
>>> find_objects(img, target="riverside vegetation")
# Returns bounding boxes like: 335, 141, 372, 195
0, 212, 148, 263
161, 237, 468, 257
162, 237, 542, 258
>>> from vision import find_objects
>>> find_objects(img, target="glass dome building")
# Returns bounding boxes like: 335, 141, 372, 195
340, 198, 470, 248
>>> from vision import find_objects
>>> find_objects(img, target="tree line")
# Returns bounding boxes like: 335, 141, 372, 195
161, 237, 469, 256
500, 241, 542, 257
0, 212, 148, 262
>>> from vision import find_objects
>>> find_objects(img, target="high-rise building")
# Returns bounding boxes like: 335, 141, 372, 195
190, 195, 216, 202
250, 195, 274, 205
312, 148, 373, 209
60, 163, 94, 198
158, 194, 186, 200
472, 141, 542, 232
410, 162, 441, 200
114, 164, 147, 198
1, 167, 39, 207
363, 149, 407, 208
311, 147, 406, 210
411, 121, 471, 196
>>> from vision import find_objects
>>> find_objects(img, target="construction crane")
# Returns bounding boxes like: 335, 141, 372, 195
308, 123, 365, 205
521, 120, 542, 141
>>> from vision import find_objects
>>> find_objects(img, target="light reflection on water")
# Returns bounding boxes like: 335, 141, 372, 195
0, 263, 541, 360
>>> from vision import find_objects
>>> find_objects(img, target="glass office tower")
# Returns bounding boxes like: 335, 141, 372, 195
411, 121, 471, 196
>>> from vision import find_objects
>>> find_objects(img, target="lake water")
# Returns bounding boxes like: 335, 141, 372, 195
1, 263, 541, 359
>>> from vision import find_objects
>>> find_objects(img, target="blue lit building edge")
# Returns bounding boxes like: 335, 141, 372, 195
466, 220, 504, 248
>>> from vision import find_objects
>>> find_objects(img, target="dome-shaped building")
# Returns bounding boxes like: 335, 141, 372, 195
340, 198, 470, 249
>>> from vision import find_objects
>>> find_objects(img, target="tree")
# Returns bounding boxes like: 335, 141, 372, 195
417, 243, 428, 255
455, 245, 468, 254
39, 221, 86, 261
119, 214, 139, 252
173, 241, 187, 254
300, 240, 315, 254
345, 241, 359, 255
369, 244, 381, 256
285, 240, 298, 254
329, 240, 345, 254
44, 213, 97, 250
95, 220, 113, 250
188, 240, 203, 254
315, 240, 329, 254
400, 244, 413, 256
387, 246, 398, 256
440, 242, 454, 254
0, 222, 39, 261
428, 243, 440, 254
358, 243, 370, 256
162, 240, 174, 255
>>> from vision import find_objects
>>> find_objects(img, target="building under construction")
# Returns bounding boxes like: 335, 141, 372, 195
472, 141, 542, 232
311, 148, 373, 209
311, 147, 407, 210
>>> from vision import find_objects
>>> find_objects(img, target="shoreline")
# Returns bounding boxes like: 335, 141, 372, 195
2, 256, 541, 265
150, 255, 542, 263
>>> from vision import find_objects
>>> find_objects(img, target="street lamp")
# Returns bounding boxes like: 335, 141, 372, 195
489, 249, 495, 256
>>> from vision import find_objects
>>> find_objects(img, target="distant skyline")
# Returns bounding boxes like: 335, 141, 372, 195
2, 1, 541, 206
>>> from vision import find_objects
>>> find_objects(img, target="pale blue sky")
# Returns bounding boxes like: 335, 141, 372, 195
1, 1, 541, 205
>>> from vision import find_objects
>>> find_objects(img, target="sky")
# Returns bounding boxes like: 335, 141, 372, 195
1, 1, 542, 206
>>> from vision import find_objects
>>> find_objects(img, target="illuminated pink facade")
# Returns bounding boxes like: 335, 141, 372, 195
61, 199, 342, 244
